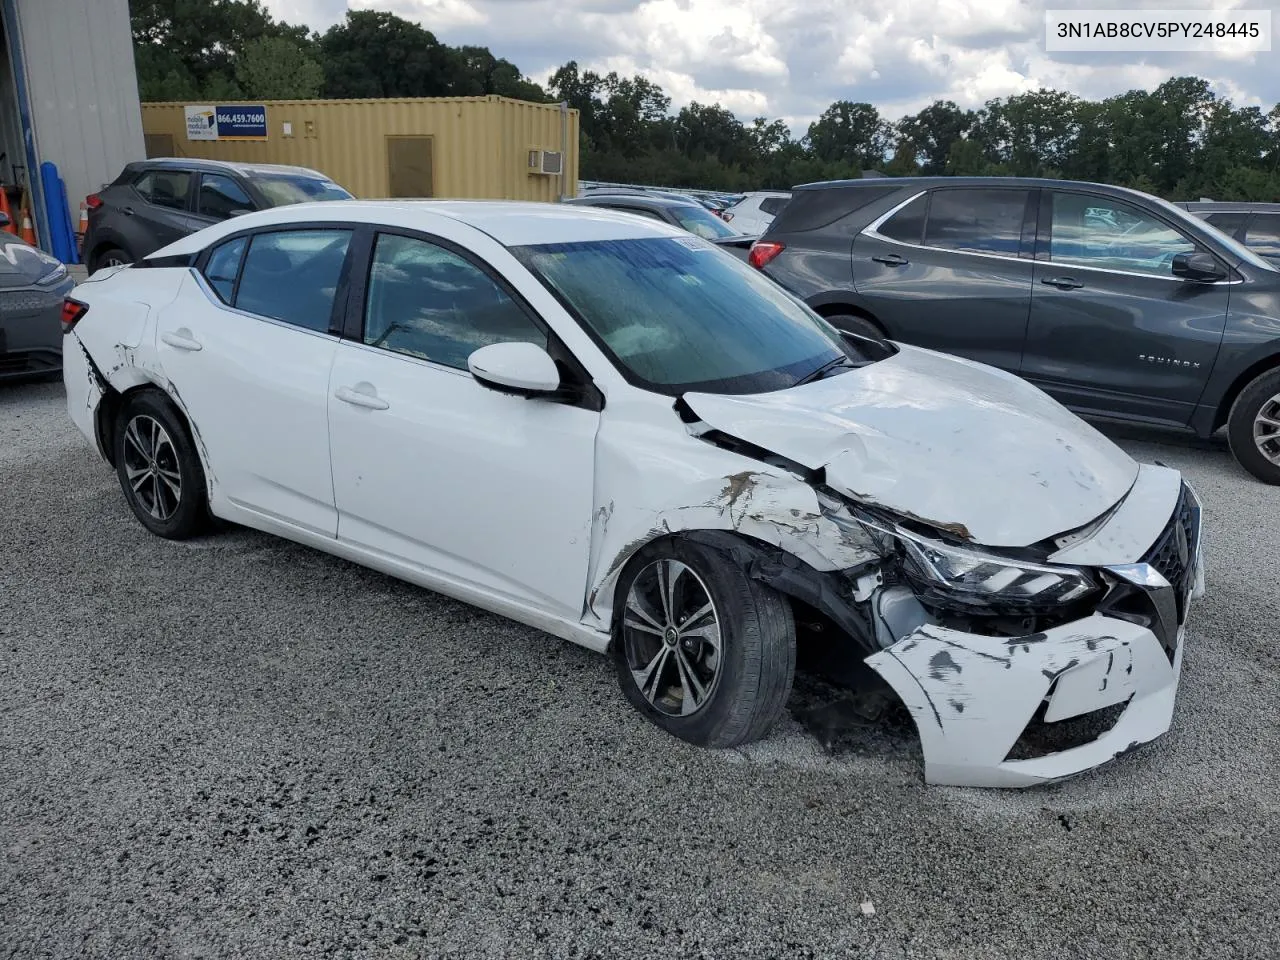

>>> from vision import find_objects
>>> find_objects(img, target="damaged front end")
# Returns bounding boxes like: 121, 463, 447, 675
724, 466, 1205, 788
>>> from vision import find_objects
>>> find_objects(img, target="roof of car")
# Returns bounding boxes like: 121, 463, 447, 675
791, 176, 1178, 203
566, 194, 700, 210
132, 157, 333, 180
148, 199, 687, 258
1181, 200, 1280, 212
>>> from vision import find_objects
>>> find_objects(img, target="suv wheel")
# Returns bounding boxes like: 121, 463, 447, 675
826, 312, 885, 343
1227, 367, 1280, 484
613, 537, 796, 748
92, 246, 132, 271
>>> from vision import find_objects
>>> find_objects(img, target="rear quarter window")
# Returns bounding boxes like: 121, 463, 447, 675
768, 185, 900, 234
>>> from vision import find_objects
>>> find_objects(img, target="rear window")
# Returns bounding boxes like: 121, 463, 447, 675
250, 174, 353, 207
760, 197, 790, 215
768, 185, 899, 234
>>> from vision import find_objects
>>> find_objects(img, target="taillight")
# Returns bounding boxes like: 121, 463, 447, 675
61, 298, 88, 333
85, 194, 103, 210
748, 241, 784, 270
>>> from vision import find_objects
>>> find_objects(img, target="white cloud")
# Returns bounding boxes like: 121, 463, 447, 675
261, 0, 1280, 135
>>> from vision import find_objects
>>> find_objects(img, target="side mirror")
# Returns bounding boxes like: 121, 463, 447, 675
0, 211, 10, 228
467, 341, 561, 396
1172, 251, 1226, 282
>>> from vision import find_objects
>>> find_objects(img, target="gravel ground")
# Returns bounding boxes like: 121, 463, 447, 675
2, 377, 1278, 960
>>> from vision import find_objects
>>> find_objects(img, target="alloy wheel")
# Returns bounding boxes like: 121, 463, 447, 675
1253, 393, 1280, 466
622, 559, 723, 717
121, 414, 182, 521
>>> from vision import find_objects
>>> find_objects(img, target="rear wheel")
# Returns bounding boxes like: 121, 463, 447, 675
826, 312, 885, 343
613, 537, 796, 748
91, 246, 132, 271
1227, 367, 1280, 484
113, 391, 209, 539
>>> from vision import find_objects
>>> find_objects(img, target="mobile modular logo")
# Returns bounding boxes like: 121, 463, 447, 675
184, 105, 269, 141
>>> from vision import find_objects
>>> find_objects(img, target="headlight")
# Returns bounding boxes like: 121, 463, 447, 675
36, 263, 68, 285
817, 491, 1098, 611
894, 527, 1098, 609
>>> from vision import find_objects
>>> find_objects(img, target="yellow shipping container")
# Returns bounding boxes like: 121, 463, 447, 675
139, 96, 579, 202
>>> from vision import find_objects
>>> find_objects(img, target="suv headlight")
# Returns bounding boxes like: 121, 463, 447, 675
818, 491, 1099, 611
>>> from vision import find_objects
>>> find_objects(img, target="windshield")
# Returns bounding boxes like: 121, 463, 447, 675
511, 236, 876, 395
1149, 194, 1277, 272
251, 174, 353, 207
669, 204, 741, 240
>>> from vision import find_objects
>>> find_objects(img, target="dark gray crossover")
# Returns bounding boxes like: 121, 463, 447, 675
748, 176, 1280, 484
82, 158, 352, 272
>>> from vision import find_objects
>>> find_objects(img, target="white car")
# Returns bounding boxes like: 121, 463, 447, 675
721, 191, 791, 234
61, 200, 1205, 788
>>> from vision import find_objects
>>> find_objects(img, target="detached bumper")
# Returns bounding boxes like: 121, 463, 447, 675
867, 614, 1186, 788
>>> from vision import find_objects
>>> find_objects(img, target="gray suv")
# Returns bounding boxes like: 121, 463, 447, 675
82, 158, 352, 272
748, 176, 1280, 484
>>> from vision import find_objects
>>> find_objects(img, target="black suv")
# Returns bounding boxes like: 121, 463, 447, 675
83, 158, 352, 272
748, 176, 1280, 484
1175, 200, 1280, 266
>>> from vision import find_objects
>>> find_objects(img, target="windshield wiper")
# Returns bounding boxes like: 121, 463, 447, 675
795, 354, 857, 386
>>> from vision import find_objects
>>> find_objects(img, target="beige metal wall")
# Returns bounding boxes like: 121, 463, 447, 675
139, 96, 578, 201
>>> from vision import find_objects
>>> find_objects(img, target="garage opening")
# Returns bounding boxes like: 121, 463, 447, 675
0, 13, 29, 233
387, 136, 434, 198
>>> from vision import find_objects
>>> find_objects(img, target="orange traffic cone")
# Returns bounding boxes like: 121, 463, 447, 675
76, 201, 88, 254
20, 208, 37, 246
0, 189, 15, 236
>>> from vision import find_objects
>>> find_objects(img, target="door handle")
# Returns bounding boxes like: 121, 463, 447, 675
872, 253, 908, 266
1041, 276, 1083, 290
121, 206, 135, 216
335, 385, 389, 410
160, 329, 202, 351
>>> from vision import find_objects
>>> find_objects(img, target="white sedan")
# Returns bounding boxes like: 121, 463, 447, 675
62, 200, 1205, 787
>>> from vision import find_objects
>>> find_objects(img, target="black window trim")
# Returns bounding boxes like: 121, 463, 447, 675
1034, 188, 1240, 285
190, 221, 365, 336
863, 186, 1040, 263
341, 225, 603, 412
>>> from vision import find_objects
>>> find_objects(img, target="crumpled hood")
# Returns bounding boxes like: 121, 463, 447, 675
683, 344, 1139, 547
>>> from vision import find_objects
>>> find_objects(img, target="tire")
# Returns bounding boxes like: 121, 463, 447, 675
613, 537, 796, 748
826, 312, 885, 343
91, 246, 132, 271
113, 390, 209, 539
1226, 367, 1280, 484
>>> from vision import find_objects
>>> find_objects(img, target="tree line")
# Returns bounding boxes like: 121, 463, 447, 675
131, 1, 1280, 201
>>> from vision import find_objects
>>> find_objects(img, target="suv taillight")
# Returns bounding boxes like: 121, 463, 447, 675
748, 240, 784, 270
85, 194, 103, 210
61, 298, 88, 333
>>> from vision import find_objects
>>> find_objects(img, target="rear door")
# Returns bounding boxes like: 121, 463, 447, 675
129, 169, 199, 253
851, 186, 1037, 372
1022, 189, 1230, 425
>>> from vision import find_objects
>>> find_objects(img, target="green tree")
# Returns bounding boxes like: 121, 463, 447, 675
235, 36, 323, 100
897, 101, 973, 174
318, 11, 458, 98
804, 101, 891, 168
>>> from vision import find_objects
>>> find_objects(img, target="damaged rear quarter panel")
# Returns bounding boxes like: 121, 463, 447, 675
582, 392, 879, 627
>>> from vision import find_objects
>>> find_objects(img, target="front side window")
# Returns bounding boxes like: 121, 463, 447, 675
1246, 214, 1280, 259
512, 236, 880, 395
363, 233, 546, 369
134, 170, 190, 210
202, 236, 246, 302
198, 174, 254, 221
1050, 193, 1195, 277
924, 189, 1029, 257
234, 229, 352, 331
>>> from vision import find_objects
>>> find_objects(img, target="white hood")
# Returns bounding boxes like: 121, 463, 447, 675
683, 344, 1139, 547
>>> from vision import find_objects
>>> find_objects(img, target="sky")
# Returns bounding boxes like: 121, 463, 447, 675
261, 0, 1280, 134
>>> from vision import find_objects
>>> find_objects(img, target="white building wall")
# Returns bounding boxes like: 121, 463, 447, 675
13, 0, 144, 245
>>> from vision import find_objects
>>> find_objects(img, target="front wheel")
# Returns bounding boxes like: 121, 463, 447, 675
613, 537, 796, 748
113, 390, 210, 539
1226, 368, 1280, 484
826, 312, 885, 343
91, 246, 132, 271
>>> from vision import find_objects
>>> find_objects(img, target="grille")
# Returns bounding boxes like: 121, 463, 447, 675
0, 289, 61, 313
1140, 483, 1200, 623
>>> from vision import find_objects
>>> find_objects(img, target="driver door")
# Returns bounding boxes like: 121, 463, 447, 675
1021, 189, 1230, 425
326, 228, 600, 619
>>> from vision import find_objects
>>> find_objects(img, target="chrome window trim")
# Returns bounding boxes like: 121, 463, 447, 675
862, 188, 1243, 285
